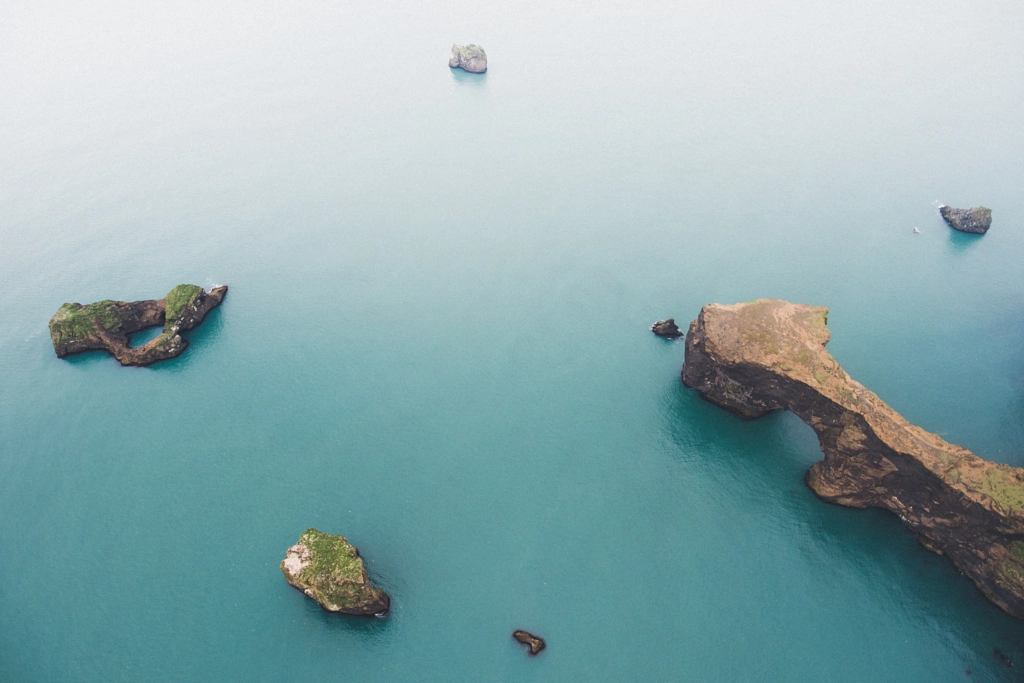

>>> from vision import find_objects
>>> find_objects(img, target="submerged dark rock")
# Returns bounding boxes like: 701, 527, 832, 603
682, 299, 1024, 620
994, 648, 1013, 667
651, 318, 682, 338
513, 630, 545, 655
939, 205, 992, 234
449, 44, 487, 73
48, 284, 227, 366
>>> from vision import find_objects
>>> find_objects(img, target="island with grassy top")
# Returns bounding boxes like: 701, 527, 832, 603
48, 284, 227, 366
681, 298, 1024, 619
280, 529, 390, 616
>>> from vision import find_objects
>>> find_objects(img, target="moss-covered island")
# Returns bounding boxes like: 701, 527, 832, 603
48, 284, 227, 366
682, 299, 1024, 619
280, 529, 390, 616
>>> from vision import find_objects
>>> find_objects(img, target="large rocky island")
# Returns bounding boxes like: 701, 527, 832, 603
281, 529, 390, 616
48, 284, 227, 366
681, 299, 1024, 619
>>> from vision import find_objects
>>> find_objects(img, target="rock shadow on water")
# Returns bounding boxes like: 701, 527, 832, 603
946, 225, 984, 254
660, 379, 820, 481
450, 67, 487, 87
63, 348, 118, 368
300, 590, 396, 647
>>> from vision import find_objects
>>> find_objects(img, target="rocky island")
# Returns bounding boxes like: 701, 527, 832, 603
48, 284, 227, 366
681, 299, 1024, 619
281, 529, 390, 616
513, 630, 546, 655
651, 318, 683, 338
449, 44, 487, 73
939, 205, 992, 234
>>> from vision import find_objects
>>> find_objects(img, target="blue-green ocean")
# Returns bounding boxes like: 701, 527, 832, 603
3, 0, 1024, 680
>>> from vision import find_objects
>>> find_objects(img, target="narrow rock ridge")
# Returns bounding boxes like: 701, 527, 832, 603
681, 299, 1024, 618
48, 284, 227, 366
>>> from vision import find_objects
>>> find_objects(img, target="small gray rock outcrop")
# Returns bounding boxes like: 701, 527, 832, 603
940, 205, 992, 234
449, 44, 487, 73
651, 318, 683, 338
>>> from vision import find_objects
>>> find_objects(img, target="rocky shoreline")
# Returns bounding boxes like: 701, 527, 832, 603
681, 299, 1024, 619
48, 284, 227, 366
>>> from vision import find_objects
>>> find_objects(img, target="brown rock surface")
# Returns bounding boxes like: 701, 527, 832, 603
939, 205, 992, 234
513, 630, 546, 655
682, 298, 1024, 619
651, 318, 683, 338
48, 284, 227, 366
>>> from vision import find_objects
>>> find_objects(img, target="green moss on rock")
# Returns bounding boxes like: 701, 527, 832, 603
999, 543, 1024, 590
48, 300, 123, 346
280, 529, 390, 616
164, 284, 203, 332
972, 466, 1024, 515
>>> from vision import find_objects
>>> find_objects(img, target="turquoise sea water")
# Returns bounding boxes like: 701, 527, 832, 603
3, 0, 1024, 680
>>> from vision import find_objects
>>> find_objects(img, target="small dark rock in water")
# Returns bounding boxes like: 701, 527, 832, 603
513, 630, 545, 655
449, 44, 487, 73
940, 205, 992, 234
993, 647, 1013, 667
651, 318, 682, 338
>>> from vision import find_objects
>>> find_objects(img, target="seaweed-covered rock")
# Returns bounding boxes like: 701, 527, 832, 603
48, 284, 227, 366
449, 44, 487, 73
651, 318, 682, 338
513, 630, 546, 655
940, 205, 992, 234
682, 299, 1024, 619
280, 529, 390, 616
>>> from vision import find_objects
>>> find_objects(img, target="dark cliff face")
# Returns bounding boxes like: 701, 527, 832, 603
682, 299, 1024, 619
48, 284, 227, 366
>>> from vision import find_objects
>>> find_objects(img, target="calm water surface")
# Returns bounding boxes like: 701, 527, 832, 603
2, 0, 1024, 680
